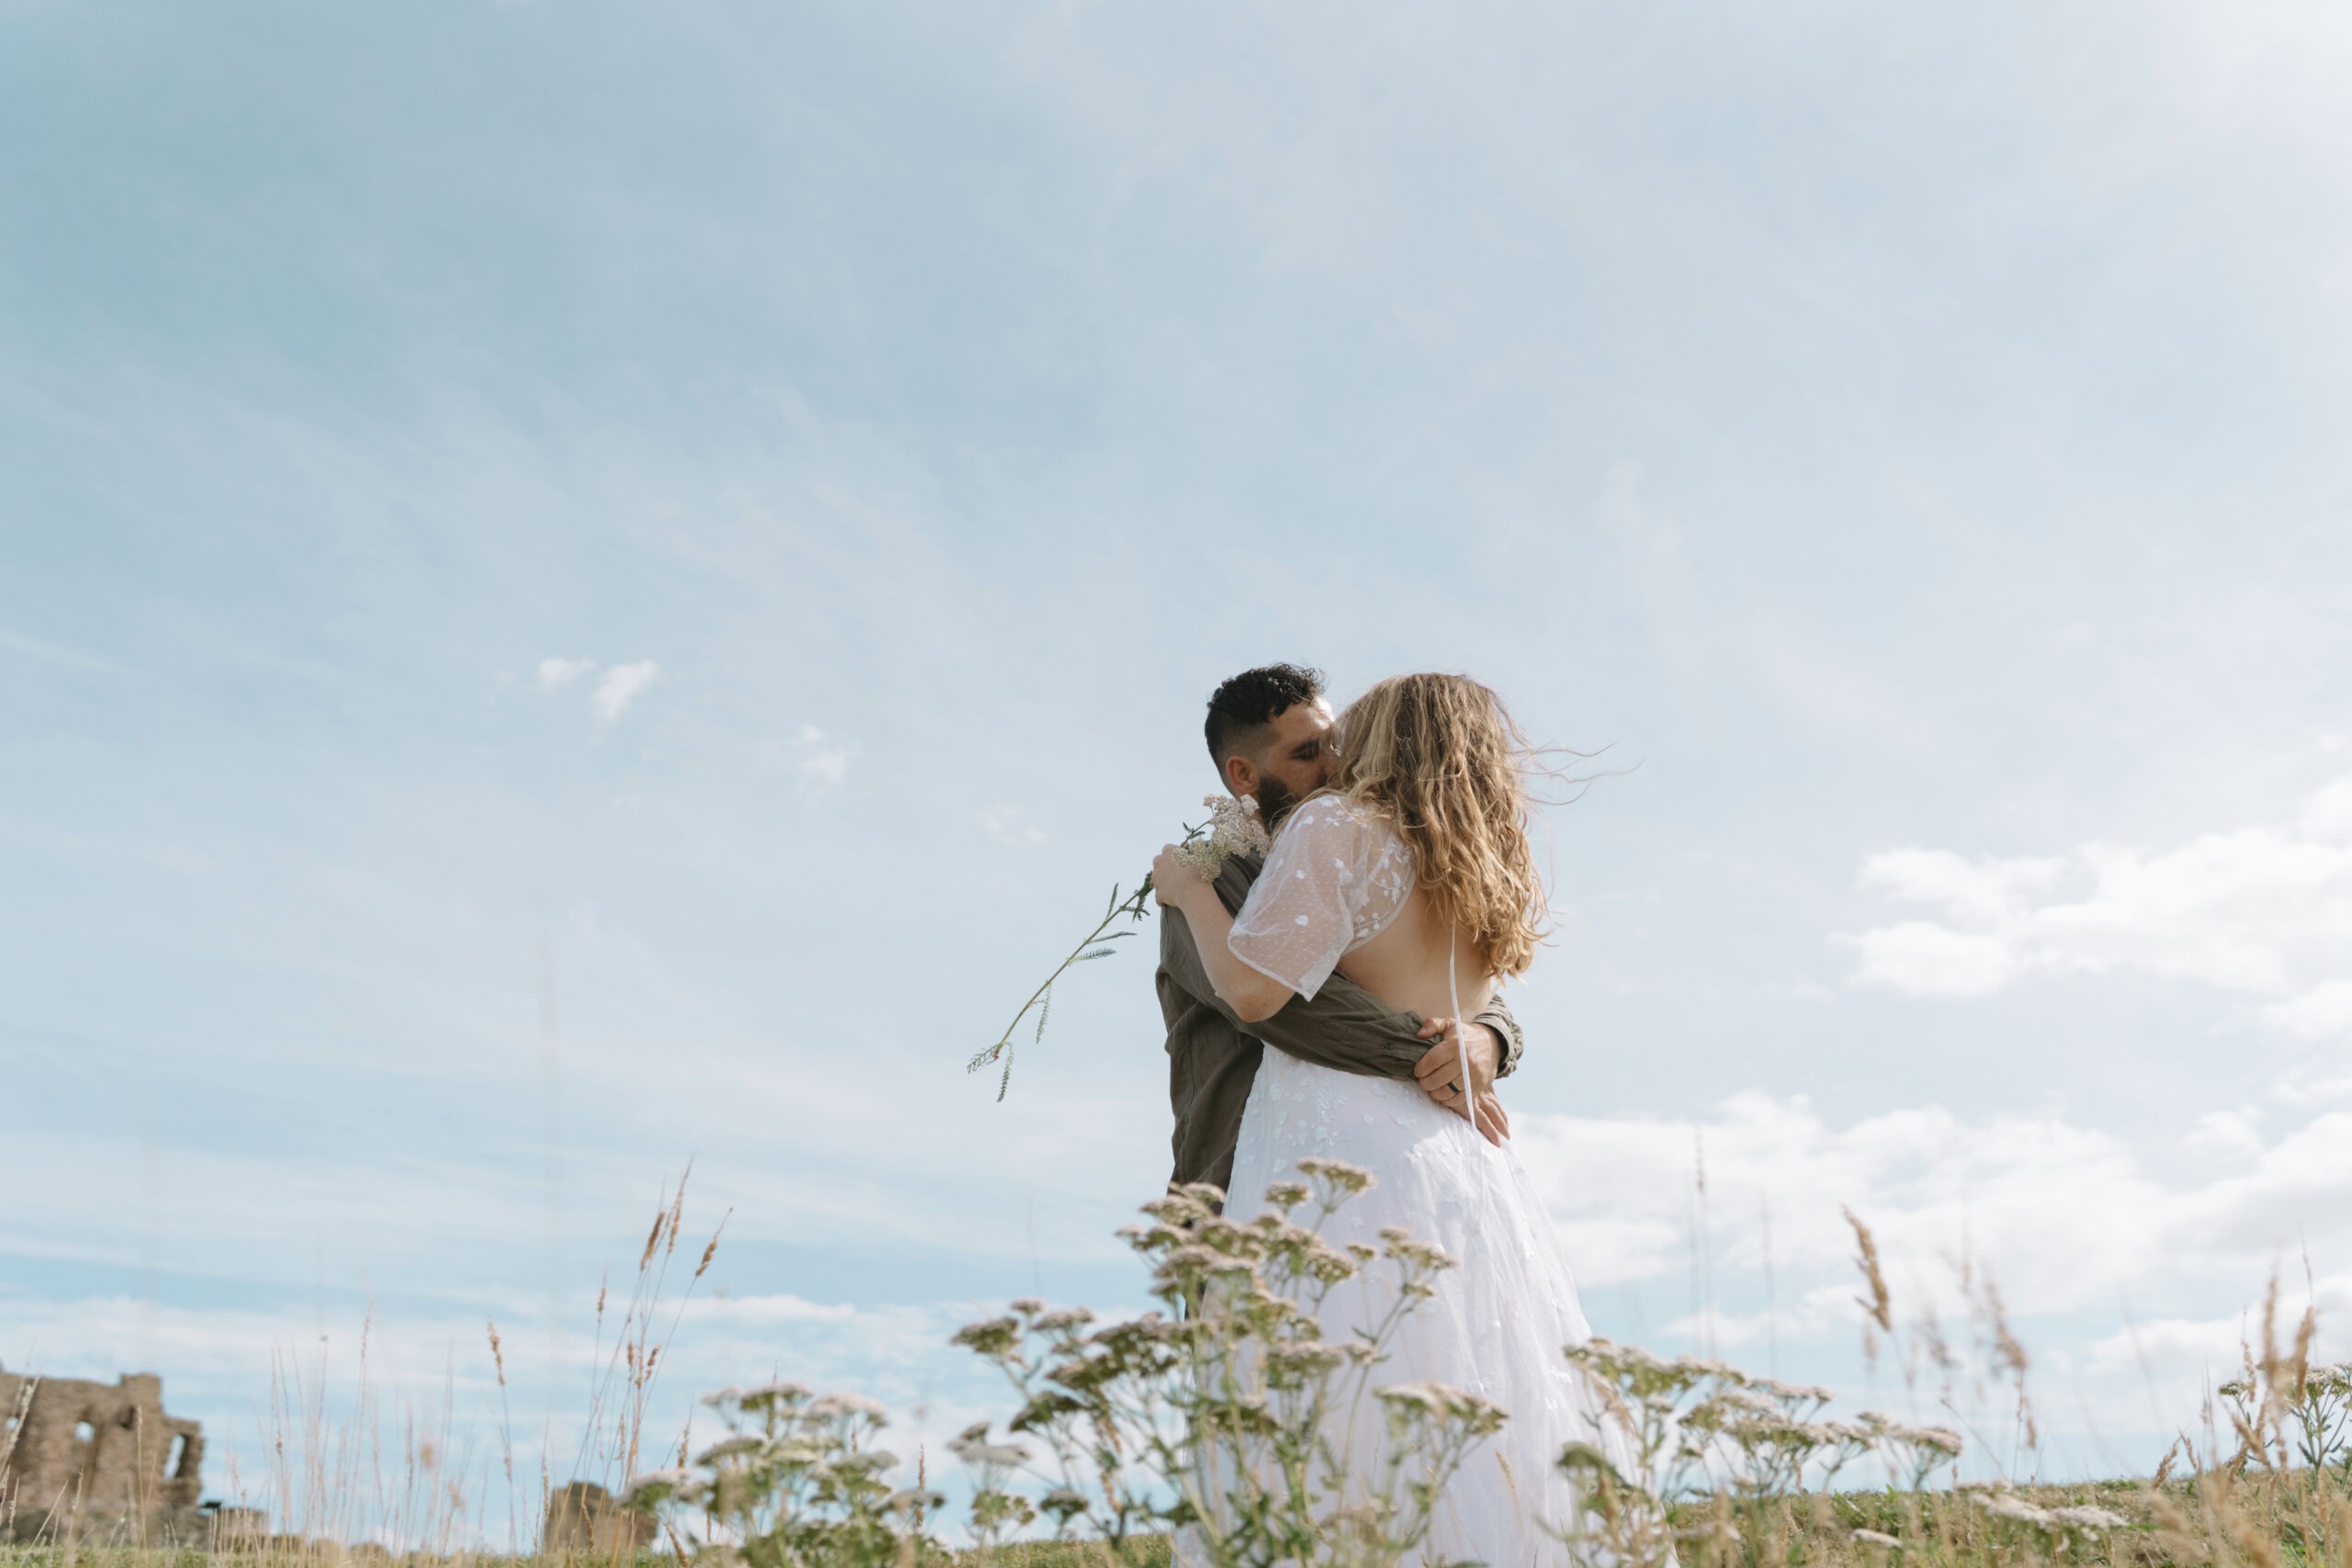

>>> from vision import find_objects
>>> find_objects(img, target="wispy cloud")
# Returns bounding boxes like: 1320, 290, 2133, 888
763, 726, 853, 797
591, 660, 660, 726
0, 626, 132, 676
527, 656, 661, 727
978, 806, 1046, 845
797, 727, 849, 795
537, 656, 595, 691
1838, 775, 2352, 1023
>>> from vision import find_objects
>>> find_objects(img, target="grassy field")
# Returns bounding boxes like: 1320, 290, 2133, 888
9, 1197, 2339, 1568
6, 1472, 2352, 1568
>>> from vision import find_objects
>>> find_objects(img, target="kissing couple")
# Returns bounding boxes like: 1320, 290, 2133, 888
1150, 664, 1636, 1562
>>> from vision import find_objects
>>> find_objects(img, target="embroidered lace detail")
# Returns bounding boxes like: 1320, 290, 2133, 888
1227, 795, 1415, 998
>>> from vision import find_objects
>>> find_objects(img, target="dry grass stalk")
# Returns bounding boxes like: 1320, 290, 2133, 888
1843, 1208, 1893, 1376
0, 1180, 728, 1567
14, 1196, 2352, 1568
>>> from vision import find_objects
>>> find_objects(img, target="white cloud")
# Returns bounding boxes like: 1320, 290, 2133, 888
1505, 1091, 2352, 1449
537, 656, 596, 691
1839, 774, 2352, 1025
2262, 978, 2352, 1039
763, 726, 853, 796
534, 654, 659, 727
797, 726, 849, 795
2185, 1109, 2266, 1160
2079, 1313, 2256, 1386
978, 806, 1047, 846
1515, 1091, 2352, 1323
1753, 976, 1838, 1004
2080, 1265, 2352, 1393
0, 626, 129, 674
1520, 1094, 2165, 1314
590, 660, 660, 726
1843, 921, 2020, 997
2303, 777, 2352, 840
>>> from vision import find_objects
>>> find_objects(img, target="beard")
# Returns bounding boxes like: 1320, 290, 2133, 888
1252, 773, 1303, 830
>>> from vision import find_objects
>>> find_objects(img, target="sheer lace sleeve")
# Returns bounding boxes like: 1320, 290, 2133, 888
1227, 796, 1413, 999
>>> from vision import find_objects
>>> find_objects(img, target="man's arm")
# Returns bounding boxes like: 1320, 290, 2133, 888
1176, 859, 1525, 1081
1159, 859, 1521, 1141
1158, 896, 1428, 1083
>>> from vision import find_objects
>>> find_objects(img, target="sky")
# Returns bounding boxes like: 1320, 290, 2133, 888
6, 0, 2352, 1539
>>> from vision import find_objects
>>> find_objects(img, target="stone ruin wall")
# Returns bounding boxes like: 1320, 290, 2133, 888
0, 1361, 207, 1542
3, 1360, 652, 1551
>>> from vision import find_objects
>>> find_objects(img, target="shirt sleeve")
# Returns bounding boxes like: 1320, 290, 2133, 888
1477, 992, 1526, 1077
1227, 798, 1369, 1001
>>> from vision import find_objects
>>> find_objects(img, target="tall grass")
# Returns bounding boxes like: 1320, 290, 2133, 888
3, 1174, 722, 1568
6, 1191, 2346, 1567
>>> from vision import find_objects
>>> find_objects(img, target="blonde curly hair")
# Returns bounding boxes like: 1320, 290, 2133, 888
1333, 672, 1547, 977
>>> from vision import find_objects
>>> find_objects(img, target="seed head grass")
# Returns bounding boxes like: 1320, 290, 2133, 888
6, 1183, 2346, 1568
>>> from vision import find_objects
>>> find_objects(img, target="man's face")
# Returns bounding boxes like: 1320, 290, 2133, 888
1226, 697, 1338, 824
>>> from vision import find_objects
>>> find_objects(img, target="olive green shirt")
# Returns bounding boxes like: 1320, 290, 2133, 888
1156, 851, 1526, 1198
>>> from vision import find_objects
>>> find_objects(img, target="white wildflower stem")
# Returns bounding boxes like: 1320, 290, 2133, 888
966, 879, 1155, 1100
969, 798, 1261, 1100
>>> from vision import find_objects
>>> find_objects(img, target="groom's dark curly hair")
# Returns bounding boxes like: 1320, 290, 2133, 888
1204, 663, 1327, 767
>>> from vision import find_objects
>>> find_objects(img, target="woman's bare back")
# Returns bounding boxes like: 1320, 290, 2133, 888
1336, 889, 1495, 1026
1228, 793, 1498, 1025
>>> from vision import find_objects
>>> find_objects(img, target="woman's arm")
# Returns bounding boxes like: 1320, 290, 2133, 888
1152, 846, 1296, 1022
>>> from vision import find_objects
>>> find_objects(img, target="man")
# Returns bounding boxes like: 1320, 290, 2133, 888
1156, 663, 1526, 1199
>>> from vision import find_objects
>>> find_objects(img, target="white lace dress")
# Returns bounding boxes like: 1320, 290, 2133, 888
1219, 795, 1636, 1565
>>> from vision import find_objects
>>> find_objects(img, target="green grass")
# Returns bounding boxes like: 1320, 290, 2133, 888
6, 1471, 2349, 1567
0, 1545, 1173, 1568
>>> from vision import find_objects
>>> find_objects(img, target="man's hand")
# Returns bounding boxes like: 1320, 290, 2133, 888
1414, 1019, 1509, 1145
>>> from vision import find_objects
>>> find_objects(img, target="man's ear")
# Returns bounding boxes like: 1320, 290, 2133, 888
1223, 752, 1258, 798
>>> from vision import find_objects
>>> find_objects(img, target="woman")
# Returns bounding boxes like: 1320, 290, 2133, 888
1151, 672, 1632, 1564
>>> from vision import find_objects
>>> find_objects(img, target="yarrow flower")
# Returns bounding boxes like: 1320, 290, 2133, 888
1173, 794, 1271, 882
1377, 1224, 1459, 1272
694, 1435, 763, 1464
624, 1468, 702, 1507
952, 1317, 1022, 1357
729, 1380, 810, 1411
2049, 1506, 2130, 1531
1295, 1157, 1376, 1197
1376, 1381, 1508, 1436
1261, 1180, 1312, 1212
948, 1425, 1032, 1470
644, 1184, 1566, 1568
1268, 1342, 1352, 1378
1973, 1492, 2056, 1527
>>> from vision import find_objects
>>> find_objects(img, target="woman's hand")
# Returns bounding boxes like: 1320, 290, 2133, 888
1151, 843, 1211, 907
